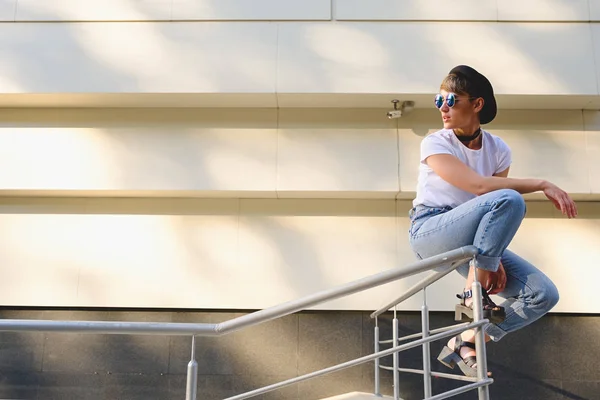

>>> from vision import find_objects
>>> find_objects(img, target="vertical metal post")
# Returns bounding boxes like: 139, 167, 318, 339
374, 317, 381, 396
421, 288, 432, 398
185, 336, 198, 400
393, 307, 400, 400
472, 262, 490, 400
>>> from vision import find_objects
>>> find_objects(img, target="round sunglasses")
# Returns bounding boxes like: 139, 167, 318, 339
434, 93, 477, 109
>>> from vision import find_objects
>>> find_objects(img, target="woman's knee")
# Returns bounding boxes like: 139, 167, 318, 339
492, 189, 526, 217
534, 277, 560, 312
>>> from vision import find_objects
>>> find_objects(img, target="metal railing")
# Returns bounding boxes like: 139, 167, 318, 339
371, 248, 492, 400
0, 245, 490, 400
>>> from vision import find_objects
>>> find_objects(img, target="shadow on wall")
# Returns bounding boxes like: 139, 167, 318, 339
374, 311, 599, 400
0, 309, 174, 398
3, 3, 588, 100
1, 1, 276, 94
0, 308, 374, 400
1, 309, 597, 399
485, 109, 586, 197
277, 16, 589, 100
0, 8, 595, 399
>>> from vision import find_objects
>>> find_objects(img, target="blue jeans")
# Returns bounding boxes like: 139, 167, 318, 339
408, 189, 559, 341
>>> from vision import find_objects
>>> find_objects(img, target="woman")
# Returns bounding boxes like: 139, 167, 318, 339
408, 65, 577, 377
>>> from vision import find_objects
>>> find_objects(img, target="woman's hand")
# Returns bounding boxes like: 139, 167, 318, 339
487, 261, 507, 295
542, 181, 578, 218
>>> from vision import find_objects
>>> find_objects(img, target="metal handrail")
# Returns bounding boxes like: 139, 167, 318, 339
0, 245, 482, 400
378, 321, 469, 345
372, 245, 492, 400
429, 379, 494, 400
378, 366, 478, 383
223, 319, 490, 400
0, 246, 478, 337
371, 245, 478, 318
0, 320, 220, 336
375, 285, 492, 400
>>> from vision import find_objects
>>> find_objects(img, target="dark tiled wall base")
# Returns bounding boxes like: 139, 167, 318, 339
0, 309, 597, 400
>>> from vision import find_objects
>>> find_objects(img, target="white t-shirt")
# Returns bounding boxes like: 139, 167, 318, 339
412, 129, 512, 208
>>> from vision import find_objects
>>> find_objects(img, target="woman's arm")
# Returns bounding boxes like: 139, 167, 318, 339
426, 154, 577, 218
427, 154, 545, 195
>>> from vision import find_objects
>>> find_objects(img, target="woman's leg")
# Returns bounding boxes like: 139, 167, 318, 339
411, 189, 527, 322
444, 250, 560, 373
483, 249, 560, 341
410, 188, 527, 272
410, 189, 528, 374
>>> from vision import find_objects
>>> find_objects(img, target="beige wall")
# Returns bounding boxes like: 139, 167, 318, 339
0, 108, 598, 313
0, 198, 598, 313
3, 1, 599, 22
0, 2, 597, 313
1, 3, 600, 110
0, 108, 598, 199
0, 20, 596, 96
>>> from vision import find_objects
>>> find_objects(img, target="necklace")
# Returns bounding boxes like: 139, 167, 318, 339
455, 128, 481, 143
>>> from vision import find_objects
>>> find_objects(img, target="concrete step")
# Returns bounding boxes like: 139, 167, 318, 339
319, 392, 397, 400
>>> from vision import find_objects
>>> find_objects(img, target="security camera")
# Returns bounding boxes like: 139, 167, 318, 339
387, 110, 403, 119
387, 100, 415, 119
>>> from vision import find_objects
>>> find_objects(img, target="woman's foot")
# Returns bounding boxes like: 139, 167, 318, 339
447, 333, 476, 364
437, 331, 492, 377
455, 289, 506, 324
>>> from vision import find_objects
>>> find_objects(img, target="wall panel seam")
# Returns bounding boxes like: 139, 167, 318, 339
584, 113, 593, 195
12, 0, 17, 21
330, 0, 334, 21
590, 22, 600, 96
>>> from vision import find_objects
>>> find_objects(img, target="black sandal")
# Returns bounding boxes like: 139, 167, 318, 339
437, 335, 489, 377
455, 289, 506, 324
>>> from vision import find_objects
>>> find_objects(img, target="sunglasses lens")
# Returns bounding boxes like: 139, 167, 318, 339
434, 94, 443, 109
447, 93, 456, 107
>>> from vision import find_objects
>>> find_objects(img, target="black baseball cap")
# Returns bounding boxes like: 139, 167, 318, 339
449, 65, 497, 124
